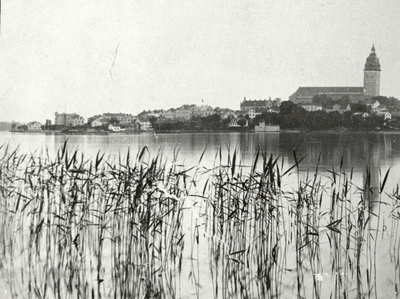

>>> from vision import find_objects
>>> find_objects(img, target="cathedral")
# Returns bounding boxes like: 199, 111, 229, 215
289, 46, 381, 104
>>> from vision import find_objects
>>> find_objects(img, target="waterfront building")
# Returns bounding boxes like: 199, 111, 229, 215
27, 121, 42, 131
137, 117, 153, 131
91, 117, 108, 127
102, 113, 136, 125
55, 113, 85, 126
290, 46, 381, 104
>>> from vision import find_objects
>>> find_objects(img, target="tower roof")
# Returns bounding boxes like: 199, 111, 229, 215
364, 45, 381, 71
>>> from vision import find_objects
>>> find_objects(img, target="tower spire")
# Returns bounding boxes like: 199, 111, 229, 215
364, 45, 381, 97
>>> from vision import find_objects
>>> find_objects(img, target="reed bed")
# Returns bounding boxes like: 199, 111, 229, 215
0, 143, 192, 299
0, 143, 398, 298
202, 150, 394, 299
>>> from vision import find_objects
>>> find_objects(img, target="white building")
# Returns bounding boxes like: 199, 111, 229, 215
137, 118, 153, 131
27, 121, 42, 131
248, 109, 262, 119
301, 104, 323, 112
376, 111, 391, 120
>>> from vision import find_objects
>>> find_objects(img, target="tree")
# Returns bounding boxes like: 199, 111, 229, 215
280, 101, 297, 115
351, 102, 368, 113
237, 118, 247, 127
312, 94, 333, 108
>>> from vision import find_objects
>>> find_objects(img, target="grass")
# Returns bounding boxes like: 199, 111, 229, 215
0, 142, 398, 298
0, 143, 192, 298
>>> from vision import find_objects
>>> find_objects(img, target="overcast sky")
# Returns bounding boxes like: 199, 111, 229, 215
0, 0, 399, 122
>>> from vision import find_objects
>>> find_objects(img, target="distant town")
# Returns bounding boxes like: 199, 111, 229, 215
7, 46, 400, 133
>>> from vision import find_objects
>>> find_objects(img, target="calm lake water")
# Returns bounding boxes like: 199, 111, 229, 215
1, 130, 397, 189
1, 130, 400, 298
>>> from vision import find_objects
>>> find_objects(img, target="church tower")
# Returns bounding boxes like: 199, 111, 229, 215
364, 45, 381, 97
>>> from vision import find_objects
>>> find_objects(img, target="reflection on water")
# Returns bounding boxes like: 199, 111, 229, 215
2, 131, 399, 206
2, 131, 399, 168
1, 131, 399, 203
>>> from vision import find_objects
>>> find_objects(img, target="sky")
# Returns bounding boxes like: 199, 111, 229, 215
0, 0, 400, 122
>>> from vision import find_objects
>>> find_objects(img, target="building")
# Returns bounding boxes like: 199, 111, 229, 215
91, 117, 108, 127
332, 104, 351, 114
193, 105, 215, 118
365, 99, 380, 109
290, 87, 365, 104
301, 104, 323, 112
240, 97, 281, 111
248, 109, 262, 119
175, 105, 196, 120
266, 107, 280, 113
164, 108, 177, 119
289, 46, 381, 104
102, 113, 136, 125
364, 45, 381, 97
137, 117, 153, 131
217, 108, 236, 119
27, 121, 42, 131
376, 111, 391, 120
55, 113, 85, 126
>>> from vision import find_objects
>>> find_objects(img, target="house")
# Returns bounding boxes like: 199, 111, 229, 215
301, 104, 323, 112
332, 104, 351, 114
175, 105, 196, 120
217, 108, 236, 120
240, 97, 281, 111
164, 109, 177, 119
27, 121, 42, 131
108, 124, 125, 132
55, 113, 85, 126
248, 109, 262, 119
228, 119, 242, 128
365, 100, 380, 109
353, 112, 369, 118
266, 107, 280, 113
137, 118, 153, 131
102, 113, 136, 125
376, 111, 391, 120
193, 105, 215, 118
91, 117, 108, 127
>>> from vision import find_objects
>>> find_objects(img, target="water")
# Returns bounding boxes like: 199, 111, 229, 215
1, 130, 400, 298
1, 131, 397, 190
2, 131, 397, 168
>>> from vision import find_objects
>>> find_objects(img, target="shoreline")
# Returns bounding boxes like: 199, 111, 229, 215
4, 127, 400, 135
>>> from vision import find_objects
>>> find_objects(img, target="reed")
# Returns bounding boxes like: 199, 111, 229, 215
0, 142, 397, 298
0, 143, 192, 298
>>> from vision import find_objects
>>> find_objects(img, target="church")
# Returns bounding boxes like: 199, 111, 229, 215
289, 46, 381, 104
